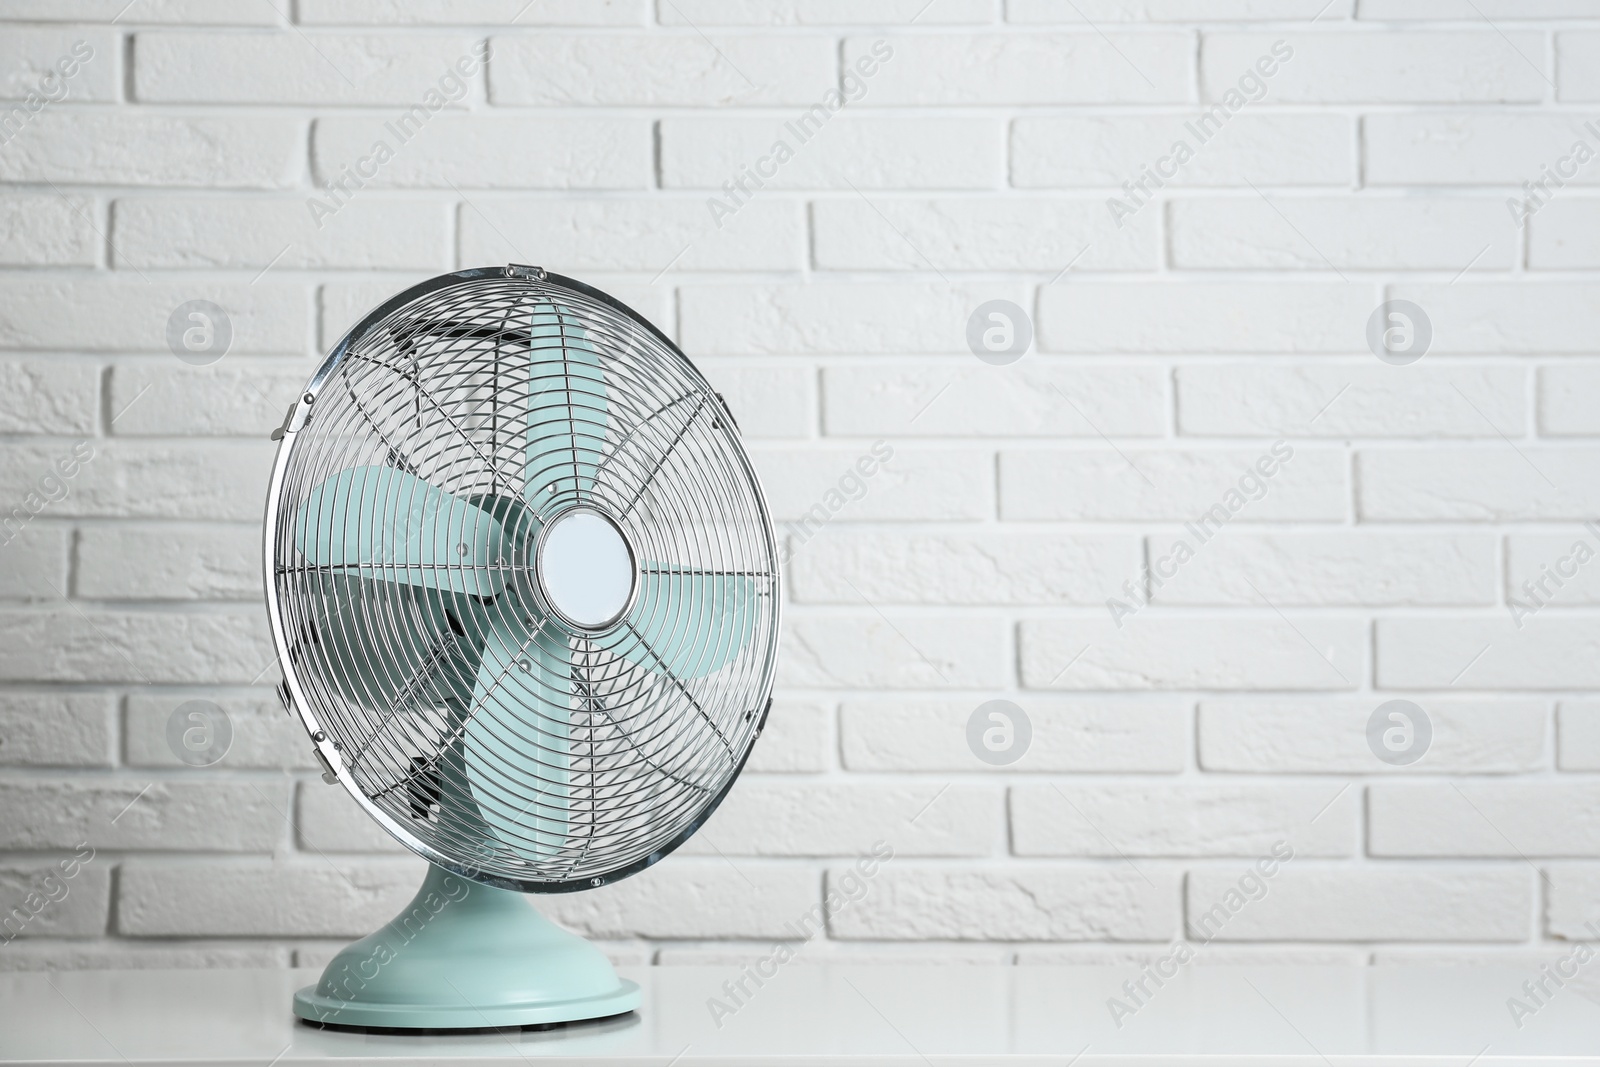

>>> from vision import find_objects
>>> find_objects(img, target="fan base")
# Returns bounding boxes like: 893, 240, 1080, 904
292, 863, 640, 1031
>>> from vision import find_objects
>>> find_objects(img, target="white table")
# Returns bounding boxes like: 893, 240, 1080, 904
1, 963, 1596, 1064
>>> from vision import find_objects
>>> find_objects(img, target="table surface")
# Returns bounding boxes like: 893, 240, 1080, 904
2, 963, 1597, 1065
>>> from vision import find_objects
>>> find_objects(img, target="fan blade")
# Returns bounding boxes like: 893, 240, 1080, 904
295, 466, 508, 597
525, 300, 608, 502
300, 574, 484, 707
461, 612, 572, 862
618, 566, 758, 680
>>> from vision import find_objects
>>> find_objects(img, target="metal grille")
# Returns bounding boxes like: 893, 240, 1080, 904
264, 268, 780, 892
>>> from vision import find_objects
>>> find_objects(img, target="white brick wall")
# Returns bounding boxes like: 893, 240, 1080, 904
0, 0, 1595, 975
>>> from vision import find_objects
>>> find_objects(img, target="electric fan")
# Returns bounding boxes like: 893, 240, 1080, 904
263, 265, 780, 1029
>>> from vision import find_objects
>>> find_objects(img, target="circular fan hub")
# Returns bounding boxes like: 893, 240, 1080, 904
535, 506, 636, 630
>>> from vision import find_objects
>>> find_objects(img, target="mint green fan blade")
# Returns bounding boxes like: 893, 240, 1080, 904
620, 566, 758, 680
295, 465, 507, 597
461, 613, 573, 863
525, 300, 608, 504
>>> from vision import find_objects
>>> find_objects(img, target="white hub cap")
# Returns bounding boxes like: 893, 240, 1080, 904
536, 507, 636, 629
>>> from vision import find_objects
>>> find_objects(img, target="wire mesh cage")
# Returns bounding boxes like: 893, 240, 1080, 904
265, 267, 780, 892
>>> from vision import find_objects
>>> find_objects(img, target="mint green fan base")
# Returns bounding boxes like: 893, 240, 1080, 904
293, 865, 639, 1030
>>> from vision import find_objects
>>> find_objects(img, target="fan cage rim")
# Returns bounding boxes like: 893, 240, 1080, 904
261, 264, 782, 895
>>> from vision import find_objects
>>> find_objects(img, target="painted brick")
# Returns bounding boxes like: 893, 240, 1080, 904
753, 446, 991, 522
1376, 618, 1600, 689
789, 530, 1138, 605
999, 447, 1346, 521
1176, 365, 1527, 439
847, 33, 1189, 104
0, 943, 287, 971
697, 362, 812, 439
134, 32, 479, 105
841, 698, 1188, 773
123, 691, 315, 770
745, 699, 830, 773
1147, 532, 1497, 606
107, 361, 310, 438
0, 195, 97, 267
0, 279, 305, 353
1199, 700, 1547, 774
1385, 283, 1600, 354
1358, 448, 1600, 521
1371, 782, 1600, 857
1186, 867, 1530, 941
1203, 31, 1548, 104
313, 116, 650, 189
1012, 783, 1358, 857
0, 0, 272, 22
1013, 0, 1352, 18
1013, 114, 1353, 188
814, 197, 1158, 272
79, 525, 257, 600
1037, 282, 1375, 354
457, 198, 802, 272
0, 359, 99, 434
490, 34, 834, 106
1506, 533, 1600, 606
1363, 0, 1593, 13
118, 860, 423, 937
1558, 32, 1600, 102
830, 865, 1180, 941
1539, 365, 1600, 436
296, 780, 404, 853
1559, 702, 1600, 771
1170, 197, 1512, 271
0, 27, 116, 102
1530, 200, 1600, 269
540, 862, 819, 939
1546, 865, 1600, 940
824, 365, 1164, 438
0, 780, 287, 851
1365, 114, 1600, 186
664, 0, 993, 21
302, 0, 646, 23
0, 691, 113, 768
113, 198, 448, 271
1020, 618, 1365, 691
0, 526, 67, 600
684, 780, 1000, 856
0, 609, 273, 684
0, 114, 302, 187
780, 615, 1005, 689
0, 440, 275, 520
660, 118, 1002, 190
684, 283, 1023, 355
0, 860, 110, 938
